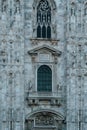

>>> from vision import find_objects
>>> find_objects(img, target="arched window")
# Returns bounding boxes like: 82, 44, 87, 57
37, 65, 52, 92
37, 25, 41, 38
37, 0, 51, 39
47, 26, 51, 38
42, 25, 46, 38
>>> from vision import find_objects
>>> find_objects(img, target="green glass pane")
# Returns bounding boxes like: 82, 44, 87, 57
37, 65, 52, 92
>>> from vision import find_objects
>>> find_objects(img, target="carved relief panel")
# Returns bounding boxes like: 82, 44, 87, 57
35, 114, 55, 126
25, 112, 65, 130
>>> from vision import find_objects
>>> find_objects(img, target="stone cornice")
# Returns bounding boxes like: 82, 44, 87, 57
30, 38, 59, 46
28, 44, 61, 56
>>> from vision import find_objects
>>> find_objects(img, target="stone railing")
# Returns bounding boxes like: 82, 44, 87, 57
25, 91, 62, 106
27, 91, 62, 98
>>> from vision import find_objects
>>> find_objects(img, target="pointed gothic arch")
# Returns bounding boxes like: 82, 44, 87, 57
32, 0, 57, 39
33, 0, 56, 10
36, 0, 51, 38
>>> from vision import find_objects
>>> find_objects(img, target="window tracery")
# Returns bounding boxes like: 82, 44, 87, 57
37, 0, 51, 38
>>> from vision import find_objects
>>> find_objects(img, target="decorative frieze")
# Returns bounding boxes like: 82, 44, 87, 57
30, 38, 59, 46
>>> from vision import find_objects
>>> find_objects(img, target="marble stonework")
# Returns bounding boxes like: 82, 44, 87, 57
0, 0, 87, 130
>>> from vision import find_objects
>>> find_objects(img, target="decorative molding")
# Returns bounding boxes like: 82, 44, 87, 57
33, 0, 56, 10
26, 109, 65, 121
28, 44, 61, 57
30, 38, 59, 46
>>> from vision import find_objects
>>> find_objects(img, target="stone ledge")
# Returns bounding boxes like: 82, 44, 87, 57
30, 38, 59, 46
26, 92, 62, 106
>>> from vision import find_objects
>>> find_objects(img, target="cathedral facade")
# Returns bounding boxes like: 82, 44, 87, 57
0, 0, 87, 130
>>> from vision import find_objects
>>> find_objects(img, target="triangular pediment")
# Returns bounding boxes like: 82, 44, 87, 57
28, 45, 61, 56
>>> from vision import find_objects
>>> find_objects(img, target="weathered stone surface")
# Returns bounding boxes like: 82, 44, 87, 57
0, 0, 87, 130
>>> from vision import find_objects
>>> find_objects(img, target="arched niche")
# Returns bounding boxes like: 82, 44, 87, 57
71, 2, 76, 16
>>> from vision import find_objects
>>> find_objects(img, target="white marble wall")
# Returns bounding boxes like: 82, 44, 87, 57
0, 0, 87, 130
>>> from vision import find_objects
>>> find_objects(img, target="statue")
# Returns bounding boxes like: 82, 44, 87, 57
15, 0, 20, 14
2, 0, 7, 12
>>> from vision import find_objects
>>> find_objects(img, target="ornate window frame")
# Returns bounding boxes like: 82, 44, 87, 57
28, 45, 61, 94
37, 0, 51, 39
32, 0, 57, 40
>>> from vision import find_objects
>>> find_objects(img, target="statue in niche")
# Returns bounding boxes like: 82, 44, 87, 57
84, 20, 87, 34
28, 80, 33, 90
0, 76, 2, 90
15, 0, 20, 14
14, 0, 21, 25
26, 80, 33, 98
71, 2, 76, 16
1, 0, 7, 22
70, 3, 76, 32
53, 24, 56, 34
84, 4, 87, 16
2, 0, 7, 12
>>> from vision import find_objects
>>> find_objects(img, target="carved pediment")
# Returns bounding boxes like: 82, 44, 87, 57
25, 111, 65, 130
26, 110, 65, 121
28, 45, 61, 56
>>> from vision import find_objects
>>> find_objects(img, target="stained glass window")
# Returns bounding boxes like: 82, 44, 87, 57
37, 65, 52, 92
37, 0, 51, 38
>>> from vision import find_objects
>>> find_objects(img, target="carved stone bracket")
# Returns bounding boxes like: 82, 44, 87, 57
26, 95, 62, 107
50, 99, 62, 107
